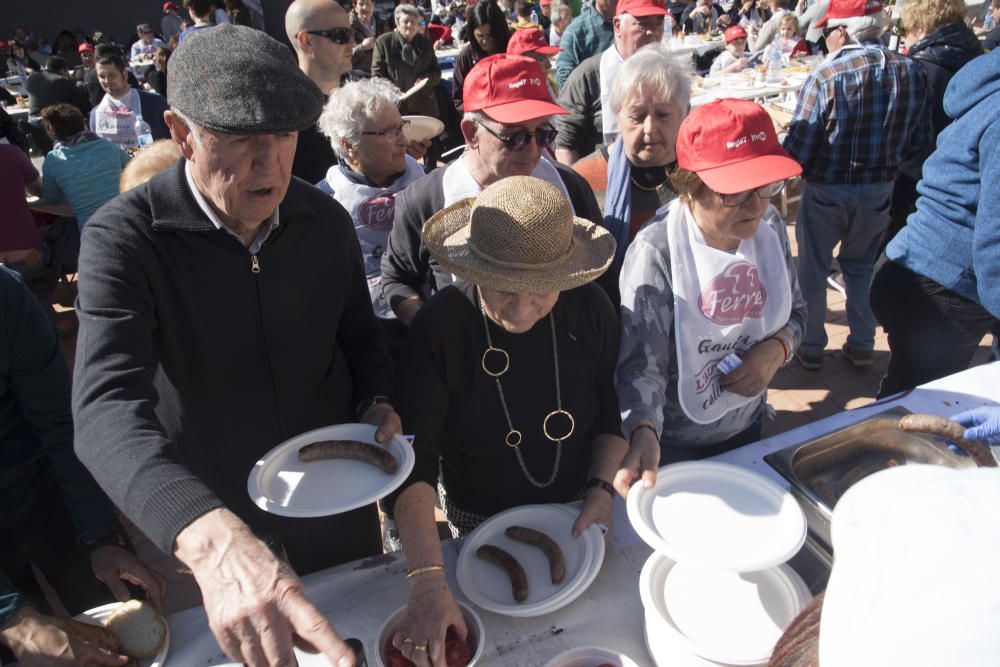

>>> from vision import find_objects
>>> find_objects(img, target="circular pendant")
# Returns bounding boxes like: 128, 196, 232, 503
481, 346, 510, 377
543, 409, 576, 443
505, 429, 523, 448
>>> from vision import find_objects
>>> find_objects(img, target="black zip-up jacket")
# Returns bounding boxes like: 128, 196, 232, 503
72, 159, 392, 553
901, 21, 983, 179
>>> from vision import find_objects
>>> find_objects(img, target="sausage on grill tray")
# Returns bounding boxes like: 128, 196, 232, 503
899, 414, 998, 468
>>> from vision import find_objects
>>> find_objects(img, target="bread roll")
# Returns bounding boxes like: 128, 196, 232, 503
105, 600, 168, 659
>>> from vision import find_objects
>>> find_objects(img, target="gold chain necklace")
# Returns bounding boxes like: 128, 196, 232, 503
478, 288, 575, 488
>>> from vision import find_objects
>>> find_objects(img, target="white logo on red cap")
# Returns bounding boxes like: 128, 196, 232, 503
726, 130, 769, 150
358, 194, 396, 232
698, 261, 767, 324
508, 77, 543, 90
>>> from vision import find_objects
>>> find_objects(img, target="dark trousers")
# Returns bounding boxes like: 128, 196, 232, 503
870, 256, 998, 398
879, 172, 919, 257
661, 421, 764, 464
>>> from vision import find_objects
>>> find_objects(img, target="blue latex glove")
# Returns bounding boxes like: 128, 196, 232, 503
952, 407, 1000, 445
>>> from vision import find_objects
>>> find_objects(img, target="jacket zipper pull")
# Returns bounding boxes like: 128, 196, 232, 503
250, 255, 261, 274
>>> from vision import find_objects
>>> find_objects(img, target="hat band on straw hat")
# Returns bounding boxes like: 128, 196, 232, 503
467, 237, 576, 272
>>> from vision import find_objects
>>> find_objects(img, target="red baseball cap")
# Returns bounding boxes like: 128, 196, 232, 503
463, 54, 566, 124
0, 41, 9, 52
163, 1, 178, 11
676, 99, 801, 195
724, 25, 748, 43
616, 0, 669, 17
78, 42, 96, 53
506, 28, 561, 55
540, 0, 552, 5
815, 0, 882, 27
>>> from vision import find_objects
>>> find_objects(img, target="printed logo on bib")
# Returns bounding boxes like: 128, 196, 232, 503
693, 358, 722, 394
698, 261, 766, 325
358, 194, 396, 232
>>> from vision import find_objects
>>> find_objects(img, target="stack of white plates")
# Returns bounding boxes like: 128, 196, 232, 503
457, 504, 605, 617
628, 462, 812, 666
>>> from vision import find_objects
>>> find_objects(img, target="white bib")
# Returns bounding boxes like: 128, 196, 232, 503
325, 155, 426, 319
441, 153, 573, 207
598, 45, 624, 146
93, 92, 140, 149
666, 201, 792, 425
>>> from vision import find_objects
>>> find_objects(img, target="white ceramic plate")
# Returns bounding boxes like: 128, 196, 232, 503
627, 461, 806, 572
456, 504, 605, 617
639, 552, 812, 666
75, 602, 169, 667
247, 423, 414, 517
543, 645, 643, 667
402, 115, 444, 143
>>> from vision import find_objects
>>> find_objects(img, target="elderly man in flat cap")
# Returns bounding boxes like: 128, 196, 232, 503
72, 24, 397, 667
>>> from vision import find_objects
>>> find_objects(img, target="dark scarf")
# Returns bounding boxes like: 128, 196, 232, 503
395, 30, 420, 66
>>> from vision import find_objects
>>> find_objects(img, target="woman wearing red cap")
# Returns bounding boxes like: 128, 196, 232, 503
614, 98, 807, 489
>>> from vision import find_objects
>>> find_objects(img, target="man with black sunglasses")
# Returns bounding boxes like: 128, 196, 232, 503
286, 0, 356, 183
381, 53, 610, 326
783, 0, 931, 372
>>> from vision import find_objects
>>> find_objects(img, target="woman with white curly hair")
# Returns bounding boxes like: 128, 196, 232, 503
317, 77, 426, 339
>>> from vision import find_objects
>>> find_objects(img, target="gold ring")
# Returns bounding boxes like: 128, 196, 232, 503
481, 346, 509, 377
413, 643, 429, 651
543, 409, 575, 442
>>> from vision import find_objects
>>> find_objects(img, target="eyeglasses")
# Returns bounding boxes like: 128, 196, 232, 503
475, 120, 557, 150
715, 180, 786, 207
303, 27, 353, 44
361, 120, 410, 139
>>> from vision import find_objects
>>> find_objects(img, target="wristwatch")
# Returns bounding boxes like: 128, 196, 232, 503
356, 394, 392, 420
584, 477, 615, 497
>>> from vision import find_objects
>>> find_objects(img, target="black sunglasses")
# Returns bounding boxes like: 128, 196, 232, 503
475, 120, 557, 150
304, 27, 353, 44
822, 24, 842, 38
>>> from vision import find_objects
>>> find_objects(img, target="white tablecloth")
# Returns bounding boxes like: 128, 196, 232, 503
163, 361, 1000, 665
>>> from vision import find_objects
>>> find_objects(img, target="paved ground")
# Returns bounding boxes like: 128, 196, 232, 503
51, 186, 994, 615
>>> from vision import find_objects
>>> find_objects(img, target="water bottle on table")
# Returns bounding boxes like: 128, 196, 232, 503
766, 44, 783, 84
134, 114, 154, 149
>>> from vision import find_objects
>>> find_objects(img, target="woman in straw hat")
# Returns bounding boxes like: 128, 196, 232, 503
386, 175, 626, 666
615, 98, 807, 493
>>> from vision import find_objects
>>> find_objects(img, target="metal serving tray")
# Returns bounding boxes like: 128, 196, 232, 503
764, 406, 976, 553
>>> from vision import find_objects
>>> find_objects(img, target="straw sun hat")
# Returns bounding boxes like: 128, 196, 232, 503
423, 176, 616, 293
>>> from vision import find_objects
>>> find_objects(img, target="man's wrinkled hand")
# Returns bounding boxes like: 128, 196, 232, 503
175, 509, 356, 667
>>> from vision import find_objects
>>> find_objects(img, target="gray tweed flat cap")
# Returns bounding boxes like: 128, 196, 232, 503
167, 23, 323, 134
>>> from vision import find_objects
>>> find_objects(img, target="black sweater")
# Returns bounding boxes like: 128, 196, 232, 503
72, 160, 393, 553
379, 160, 612, 312
394, 282, 621, 516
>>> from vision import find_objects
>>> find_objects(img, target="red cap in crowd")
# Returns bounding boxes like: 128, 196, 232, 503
507, 28, 561, 56
540, 0, 552, 5
724, 25, 748, 43
463, 54, 566, 124
676, 98, 802, 195
78, 42, 96, 53
616, 0, 669, 17
163, 2, 179, 12
815, 0, 882, 27
0, 41, 9, 52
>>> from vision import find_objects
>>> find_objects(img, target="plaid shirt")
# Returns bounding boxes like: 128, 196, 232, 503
783, 42, 933, 184
554, 1, 614, 87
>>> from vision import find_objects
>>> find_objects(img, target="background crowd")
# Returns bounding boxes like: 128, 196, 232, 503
1, 0, 999, 665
